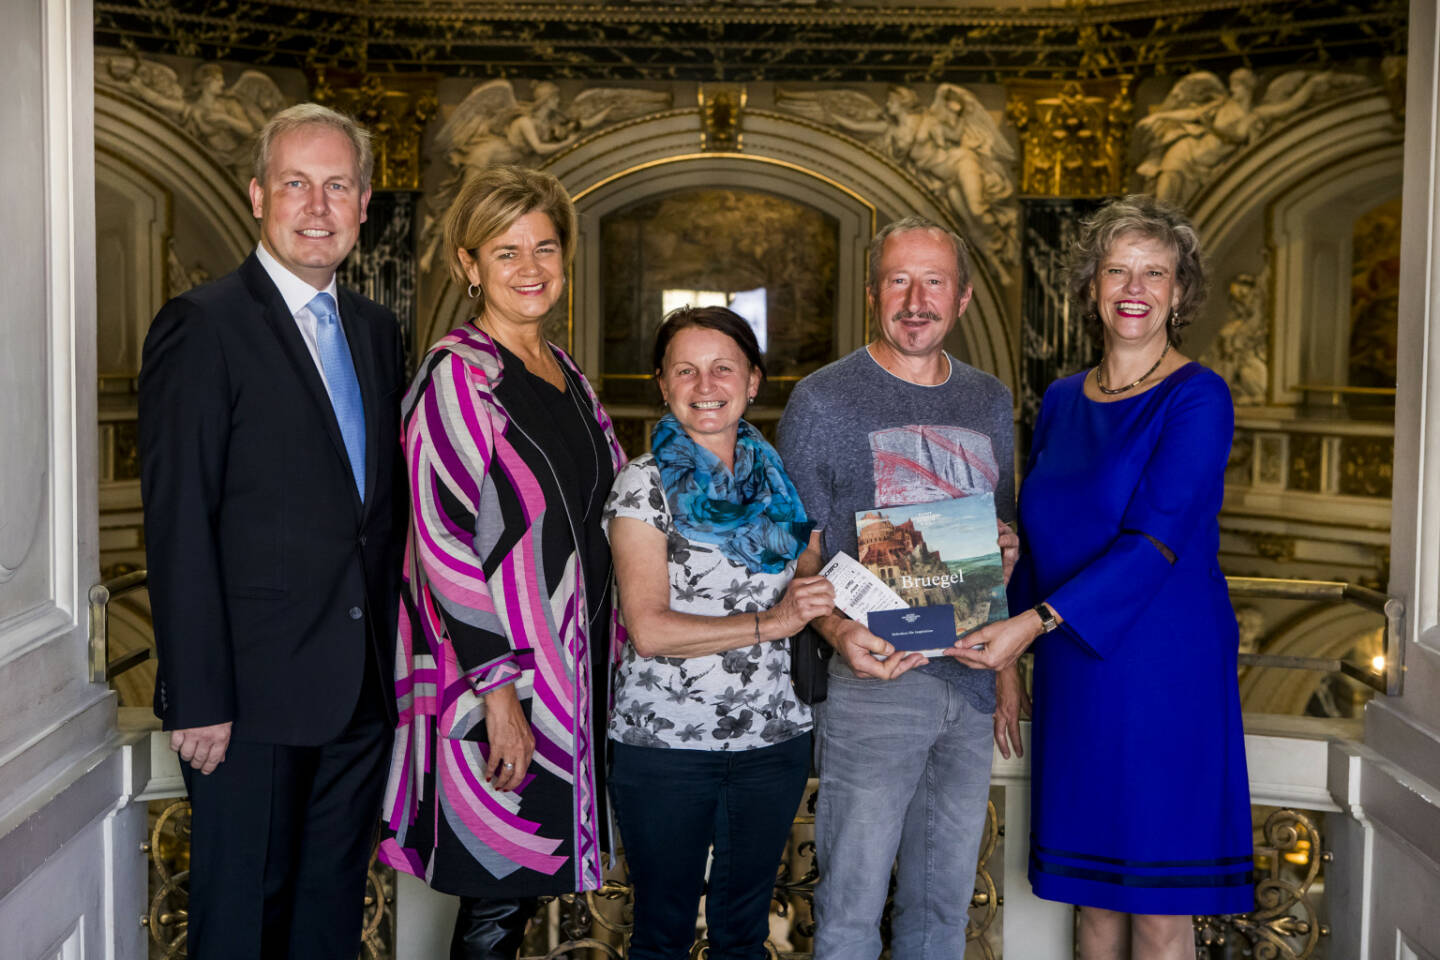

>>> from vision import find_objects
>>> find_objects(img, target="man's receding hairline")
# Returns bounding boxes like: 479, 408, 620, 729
258, 121, 365, 188
877, 226, 965, 278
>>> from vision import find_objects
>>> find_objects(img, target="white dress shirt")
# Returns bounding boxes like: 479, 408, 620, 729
255, 243, 344, 399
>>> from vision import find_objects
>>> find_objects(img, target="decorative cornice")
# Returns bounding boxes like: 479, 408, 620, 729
95, 0, 1407, 82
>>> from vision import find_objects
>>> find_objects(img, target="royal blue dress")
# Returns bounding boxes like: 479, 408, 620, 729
1008, 363, 1254, 915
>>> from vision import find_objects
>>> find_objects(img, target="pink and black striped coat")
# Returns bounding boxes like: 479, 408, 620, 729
379, 323, 626, 897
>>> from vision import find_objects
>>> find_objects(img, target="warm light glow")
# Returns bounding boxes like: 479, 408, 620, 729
661, 287, 769, 352
1372, 655, 1386, 673
662, 289, 728, 315
1283, 845, 1311, 865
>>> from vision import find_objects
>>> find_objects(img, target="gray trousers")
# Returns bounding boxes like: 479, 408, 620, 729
812, 667, 993, 960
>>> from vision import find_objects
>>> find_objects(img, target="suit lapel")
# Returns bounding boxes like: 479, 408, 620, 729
240, 255, 362, 514
338, 285, 380, 521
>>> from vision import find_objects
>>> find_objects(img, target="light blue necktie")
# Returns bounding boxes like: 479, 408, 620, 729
309, 292, 366, 501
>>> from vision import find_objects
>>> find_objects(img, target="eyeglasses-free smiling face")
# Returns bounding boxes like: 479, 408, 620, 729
459, 211, 565, 330
1092, 231, 1182, 348
870, 228, 973, 361
248, 124, 370, 289
657, 326, 761, 458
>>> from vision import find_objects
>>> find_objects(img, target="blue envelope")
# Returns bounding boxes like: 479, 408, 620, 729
869, 604, 955, 654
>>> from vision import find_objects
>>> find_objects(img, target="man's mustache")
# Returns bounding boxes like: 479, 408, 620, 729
891, 309, 943, 324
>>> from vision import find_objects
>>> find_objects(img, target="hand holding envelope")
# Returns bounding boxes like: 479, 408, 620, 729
819, 552, 966, 659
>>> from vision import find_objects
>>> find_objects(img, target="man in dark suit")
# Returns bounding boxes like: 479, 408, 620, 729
138, 102, 405, 960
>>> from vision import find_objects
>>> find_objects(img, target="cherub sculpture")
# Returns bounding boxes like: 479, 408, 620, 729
776, 84, 1017, 276
1201, 267, 1271, 406
182, 64, 286, 177
421, 79, 671, 272
98, 56, 286, 182
1136, 68, 1367, 205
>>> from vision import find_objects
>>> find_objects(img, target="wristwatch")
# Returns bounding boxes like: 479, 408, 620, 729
1032, 602, 1059, 634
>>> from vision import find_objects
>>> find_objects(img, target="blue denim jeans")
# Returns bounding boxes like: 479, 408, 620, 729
812, 666, 993, 960
610, 735, 812, 960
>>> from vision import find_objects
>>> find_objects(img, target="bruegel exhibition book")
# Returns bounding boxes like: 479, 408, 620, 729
853, 494, 1009, 655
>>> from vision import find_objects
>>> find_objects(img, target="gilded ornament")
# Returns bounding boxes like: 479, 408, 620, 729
1005, 78, 1131, 198
700, 83, 746, 152
1338, 437, 1394, 499
95, 2, 1407, 84
1194, 808, 1329, 959
1250, 533, 1297, 563
312, 69, 439, 193
1286, 433, 1324, 494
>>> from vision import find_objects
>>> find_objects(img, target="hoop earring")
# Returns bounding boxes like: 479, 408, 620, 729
467, 283, 480, 299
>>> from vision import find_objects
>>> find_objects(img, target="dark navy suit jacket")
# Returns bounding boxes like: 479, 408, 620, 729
139, 252, 405, 745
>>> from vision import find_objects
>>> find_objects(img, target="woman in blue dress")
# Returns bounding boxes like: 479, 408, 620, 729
951, 195, 1252, 958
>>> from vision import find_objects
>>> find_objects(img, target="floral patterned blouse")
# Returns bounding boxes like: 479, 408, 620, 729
602, 454, 813, 750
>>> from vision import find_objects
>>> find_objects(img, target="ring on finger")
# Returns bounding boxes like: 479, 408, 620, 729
504, 761, 515, 770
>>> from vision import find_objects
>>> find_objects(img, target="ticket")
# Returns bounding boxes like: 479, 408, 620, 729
818, 551, 907, 628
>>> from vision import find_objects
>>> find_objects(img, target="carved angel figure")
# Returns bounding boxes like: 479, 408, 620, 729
100, 55, 189, 121
776, 84, 1017, 275
1201, 267, 1271, 405
98, 56, 286, 183
182, 65, 286, 176
421, 79, 671, 272
1137, 68, 1368, 205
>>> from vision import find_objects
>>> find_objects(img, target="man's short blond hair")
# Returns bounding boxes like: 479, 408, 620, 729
252, 102, 374, 193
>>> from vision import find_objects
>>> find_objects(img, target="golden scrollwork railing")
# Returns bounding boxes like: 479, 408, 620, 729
115, 572, 1373, 960
1195, 809, 1329, 960
516, 786, 1003, 960
140, 797, 396, 960
1227, 576, 1404, 695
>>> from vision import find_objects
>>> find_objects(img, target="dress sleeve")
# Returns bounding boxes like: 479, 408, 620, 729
777, 385, 833, 544
407, 351, 521, 695
1043, 374, 1234, 659
602, 460, 670, 538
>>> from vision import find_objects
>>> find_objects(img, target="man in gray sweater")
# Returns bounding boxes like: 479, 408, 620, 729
778, 216, 1024, 959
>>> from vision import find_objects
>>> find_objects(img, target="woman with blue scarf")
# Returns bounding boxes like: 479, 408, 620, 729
603, 306, 834, 960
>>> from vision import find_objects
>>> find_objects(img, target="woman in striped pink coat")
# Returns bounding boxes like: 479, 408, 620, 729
378, 166, 626, 959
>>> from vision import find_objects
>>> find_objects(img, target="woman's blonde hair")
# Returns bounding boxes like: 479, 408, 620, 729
443, 165, 578, 313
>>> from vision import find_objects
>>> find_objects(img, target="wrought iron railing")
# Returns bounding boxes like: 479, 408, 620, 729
1226, 576, 1403, 695
88, 568, 150, 683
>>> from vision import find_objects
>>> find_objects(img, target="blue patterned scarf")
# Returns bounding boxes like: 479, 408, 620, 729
650, 413, 814, 574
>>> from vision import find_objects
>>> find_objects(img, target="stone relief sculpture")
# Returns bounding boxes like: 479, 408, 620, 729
1136, 68, 1368, 205
1235, 606, 1265, 656
166, 238, 211, 301
99, 55, 287, 181
421, 79, 672, 272
184, 64, 286, 175
776, 84, 1018, 277
1202, 263, 1271, 406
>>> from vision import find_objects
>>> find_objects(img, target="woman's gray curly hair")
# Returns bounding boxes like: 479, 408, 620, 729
1067, 194, 1208, 347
